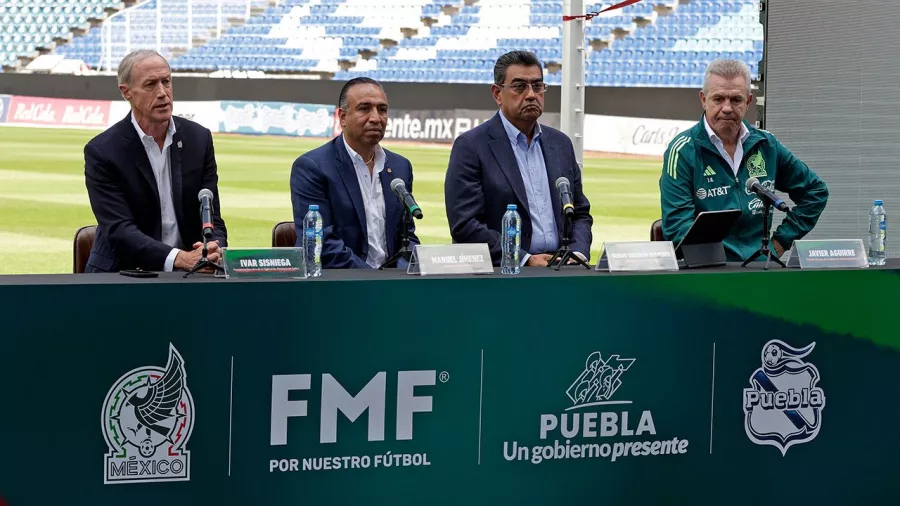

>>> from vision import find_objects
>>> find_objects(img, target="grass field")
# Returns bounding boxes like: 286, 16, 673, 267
0, 125, 663, 274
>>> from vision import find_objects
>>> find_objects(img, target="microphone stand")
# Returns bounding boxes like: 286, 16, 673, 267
184, 232, 224, 278
379, 207, 413, 270
548, 212, 590, 271
741, 201, 786, 270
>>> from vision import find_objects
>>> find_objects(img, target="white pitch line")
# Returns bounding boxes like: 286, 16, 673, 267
709, 342, 716, 455
0, 232, 71, 252
478, 349, 484, 466
228, 356, 235, 477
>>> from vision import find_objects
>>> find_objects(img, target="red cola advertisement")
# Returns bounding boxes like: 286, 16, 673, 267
7, 95, 110, 128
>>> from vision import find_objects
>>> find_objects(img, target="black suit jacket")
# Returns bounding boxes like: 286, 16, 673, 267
83, 113, 227, 272
444, 112, 593, 265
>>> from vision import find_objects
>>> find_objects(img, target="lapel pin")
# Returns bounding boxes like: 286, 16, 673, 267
386, 167, 392, 174
177, 141, 182, 148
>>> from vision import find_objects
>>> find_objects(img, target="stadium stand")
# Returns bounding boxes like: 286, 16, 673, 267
55, 0, 271, 71
3, 0, 763, 88
0, 0, 123, 70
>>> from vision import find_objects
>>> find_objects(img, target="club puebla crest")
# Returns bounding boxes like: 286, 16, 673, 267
101, 344, 194, 484
743, 340, 825, 456
747, 151, 767, 178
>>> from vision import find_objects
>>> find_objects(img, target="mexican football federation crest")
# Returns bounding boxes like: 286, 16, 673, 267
102, 344, 195, 484
743, 340, 825, 456
747, 151, 767, 178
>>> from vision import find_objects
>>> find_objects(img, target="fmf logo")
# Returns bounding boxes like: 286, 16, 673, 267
270, 370, 444, 445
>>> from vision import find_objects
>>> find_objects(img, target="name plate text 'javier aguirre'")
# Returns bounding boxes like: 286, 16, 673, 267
788, 239, 868, 269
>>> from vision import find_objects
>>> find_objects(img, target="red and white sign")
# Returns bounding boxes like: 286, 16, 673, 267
7, 95, 111, 128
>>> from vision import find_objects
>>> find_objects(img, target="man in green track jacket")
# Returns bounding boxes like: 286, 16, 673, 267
659, 59, 828, 262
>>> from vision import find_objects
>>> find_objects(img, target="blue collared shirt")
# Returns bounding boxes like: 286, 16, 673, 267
498, 111, 559, 254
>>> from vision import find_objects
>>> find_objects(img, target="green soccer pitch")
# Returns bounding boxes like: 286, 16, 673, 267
0, 125, 664, 274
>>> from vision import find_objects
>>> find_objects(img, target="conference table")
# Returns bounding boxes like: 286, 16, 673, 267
0, 262, 898, 505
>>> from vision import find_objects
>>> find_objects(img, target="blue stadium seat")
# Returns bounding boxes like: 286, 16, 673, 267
28, 0, 763, 88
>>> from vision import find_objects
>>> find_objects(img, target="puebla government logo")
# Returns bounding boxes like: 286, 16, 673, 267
567, 351, 634, 407
102, 344, 195, 484
743, 340, 825, 456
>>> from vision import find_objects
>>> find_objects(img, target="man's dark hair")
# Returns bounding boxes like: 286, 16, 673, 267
493, 51, 543, 85
338, 77, 384, 110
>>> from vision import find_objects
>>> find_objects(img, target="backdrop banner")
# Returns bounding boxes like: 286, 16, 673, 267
0, 268, 897, 504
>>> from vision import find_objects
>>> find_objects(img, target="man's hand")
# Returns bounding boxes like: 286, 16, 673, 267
566, 251, 588, 265
174, 241, 221, 271
525, 253, 553, 267
773, 239, 785, 258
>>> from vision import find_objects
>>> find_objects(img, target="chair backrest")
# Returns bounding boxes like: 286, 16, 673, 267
650, 219, 663, 241
272, 221, 297, 248
73, 225, 97, 273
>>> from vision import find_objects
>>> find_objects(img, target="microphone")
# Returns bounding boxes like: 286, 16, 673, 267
555, 176, 575, 217
745, 177, 789, 212
198, 188, 215, 238
390, 178, 423, 219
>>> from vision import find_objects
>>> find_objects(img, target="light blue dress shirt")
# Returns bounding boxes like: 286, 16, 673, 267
498, 111, 559, 255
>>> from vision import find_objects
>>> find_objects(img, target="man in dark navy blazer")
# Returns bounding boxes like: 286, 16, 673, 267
290, 77, 419, 269
84, 50, 227, 273
444, 51, 593, 266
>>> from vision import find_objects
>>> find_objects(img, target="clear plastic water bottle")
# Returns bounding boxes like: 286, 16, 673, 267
501, 204, 521, 275
303, 204, 323, 277
868, 199, 887, 266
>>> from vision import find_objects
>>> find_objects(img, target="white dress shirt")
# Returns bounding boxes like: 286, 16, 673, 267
131, 113, 182, 272
343, 136, 388, 268
703, 116, 751, 176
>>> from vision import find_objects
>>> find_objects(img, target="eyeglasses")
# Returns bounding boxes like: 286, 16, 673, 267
497, 82, 548, 94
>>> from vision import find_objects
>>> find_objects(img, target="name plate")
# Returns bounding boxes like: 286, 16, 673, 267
787, 239, 868, 269
222, 248, 308, 279
408, 244, 494, 276
595, 241, 679, 272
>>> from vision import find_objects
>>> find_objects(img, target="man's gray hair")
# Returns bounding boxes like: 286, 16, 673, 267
118, 49, 167, 86
702, 58, 752, 96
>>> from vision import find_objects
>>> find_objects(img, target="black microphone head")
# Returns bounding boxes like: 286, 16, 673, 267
390, 178, 406, 194
555, 176, 570, 189
745, 177, 759, 192
198, 188, 214, 201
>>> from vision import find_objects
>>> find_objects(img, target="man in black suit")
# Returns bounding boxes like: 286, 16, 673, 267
444, 50, 593, 266
84, 50, 227, 273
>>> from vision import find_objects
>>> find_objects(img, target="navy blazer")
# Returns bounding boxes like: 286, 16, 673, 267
290, 135, 420, 269
444, 112, 593, 265
83, 114, 228, 273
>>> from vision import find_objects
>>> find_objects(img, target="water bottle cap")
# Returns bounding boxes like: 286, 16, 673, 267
309, 205, 319, 211
874, 199, 884, 206
507, 204, 517, 210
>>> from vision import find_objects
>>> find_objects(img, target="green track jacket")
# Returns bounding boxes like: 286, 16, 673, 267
659, 116, 829, 262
